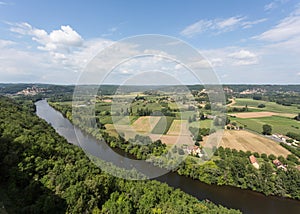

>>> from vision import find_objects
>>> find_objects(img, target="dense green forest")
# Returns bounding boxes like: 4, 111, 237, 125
50, 102, 300, 200
0, 96, 240, 213
178, 148, 300, 199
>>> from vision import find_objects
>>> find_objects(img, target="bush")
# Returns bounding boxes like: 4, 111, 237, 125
257, 104, 266, 108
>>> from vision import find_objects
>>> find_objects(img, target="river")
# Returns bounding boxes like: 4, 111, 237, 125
35, 100, 300, 214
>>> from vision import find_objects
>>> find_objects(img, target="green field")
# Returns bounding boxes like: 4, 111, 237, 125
151, 116, 174, 134
233, 98, 299, 114
231, 116, 300, 135
175, 111, 197, 120
189, 119, 213, 129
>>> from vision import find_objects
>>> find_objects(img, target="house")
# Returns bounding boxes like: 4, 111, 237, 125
273, 159, 287, 171
249, 155, 260, 169
186, 146, 202, 157
272, 159, 282, 167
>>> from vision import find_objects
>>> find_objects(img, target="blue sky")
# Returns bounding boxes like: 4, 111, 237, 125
0, 0, 300, 84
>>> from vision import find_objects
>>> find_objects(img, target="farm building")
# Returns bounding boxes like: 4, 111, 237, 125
249, 155, 260, 169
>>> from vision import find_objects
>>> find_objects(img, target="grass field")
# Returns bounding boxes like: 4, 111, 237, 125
189, 119, 213, 129
151, 116, 174, 134
113, 116, 139, 125
231, 116, 300, 135
204, 130, 291, 157
233, 98, 299, 114
175, 111, 197, 120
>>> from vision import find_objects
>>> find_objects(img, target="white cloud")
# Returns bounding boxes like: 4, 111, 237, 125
2, 22, 114, 83
242, 18, 268, 29
255, 16, 300, 42
229, 50, 258, 65
180, 16, 266, 37
10, 22, 83, 52
180, 20, 213, 37
217, 16, 245, 29
201, 47, 259, 67
264, 2, 277, 11
264, 0, 289, 11
0, 39, 15, 48
254, 4, 300, 52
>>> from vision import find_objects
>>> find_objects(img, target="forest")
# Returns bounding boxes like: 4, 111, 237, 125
0, 96, 240, 213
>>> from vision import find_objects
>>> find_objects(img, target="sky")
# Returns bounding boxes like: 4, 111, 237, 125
0, 0, 300, 84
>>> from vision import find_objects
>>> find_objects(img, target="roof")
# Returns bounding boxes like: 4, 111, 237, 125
249, 155, 257, 164
273, 159, 282, 166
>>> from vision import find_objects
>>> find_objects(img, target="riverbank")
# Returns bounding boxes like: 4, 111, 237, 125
36, 100, 300, 213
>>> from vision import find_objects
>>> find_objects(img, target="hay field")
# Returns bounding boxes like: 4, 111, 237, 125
204, 130, 291, 157
229, 111, 277, 118
132, 116, 161, 133
167, 120, 189, 135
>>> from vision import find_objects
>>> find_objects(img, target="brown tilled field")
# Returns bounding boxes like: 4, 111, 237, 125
203, 130, 291, 157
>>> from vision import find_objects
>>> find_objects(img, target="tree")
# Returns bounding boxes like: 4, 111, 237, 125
268, 154, 276, 161
287, 154, 299, 164
261, 153, 268, 161
294, 113, 300, 121
204, 103, 211, 110
258, 104, 266, 108
262, 124, 272, 135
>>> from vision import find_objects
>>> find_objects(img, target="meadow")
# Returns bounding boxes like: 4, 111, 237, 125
231, 116, 300, 135
233, 98, 299, 114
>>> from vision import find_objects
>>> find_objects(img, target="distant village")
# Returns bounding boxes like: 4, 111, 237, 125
16, 86, 46, 96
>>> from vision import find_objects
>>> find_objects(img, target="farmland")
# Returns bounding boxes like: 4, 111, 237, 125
229, 111, 278, 118
189, 119, 213, 129
56, 94, 300, 156
232, 98, 299, 114
151, 116, 174, 134
203, 130, 291, 157
231, 115, 300, 135
167, 120, 189, 135
131, 116, 161, 133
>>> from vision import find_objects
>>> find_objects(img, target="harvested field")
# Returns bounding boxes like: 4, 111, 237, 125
149, 134, 194, 146
229, 111, 277, 118
132, 116, 161, 133
105, 116, 161, 138
167, 120, 189, 135
203, 130, 291, 157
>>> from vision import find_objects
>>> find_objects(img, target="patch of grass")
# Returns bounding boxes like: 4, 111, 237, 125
151, 116, 174, 134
